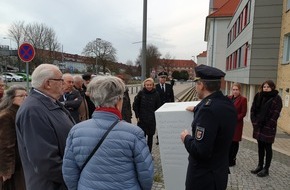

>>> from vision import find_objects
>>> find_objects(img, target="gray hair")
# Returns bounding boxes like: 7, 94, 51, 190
0, 85, 26, 110
62, 73, 73, 79
31, 64, 59, 88
73, 75, 83, 82
87, 76, 125, 107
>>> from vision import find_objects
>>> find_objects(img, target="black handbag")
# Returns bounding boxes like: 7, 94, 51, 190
80, 119, 119, 172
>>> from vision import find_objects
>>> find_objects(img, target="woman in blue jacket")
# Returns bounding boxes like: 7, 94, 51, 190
62, 76, 154, 190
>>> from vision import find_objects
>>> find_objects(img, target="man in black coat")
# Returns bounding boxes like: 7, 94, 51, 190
155, 71, 174, 105
180, 64, 237, 190
59, 73, 83, 123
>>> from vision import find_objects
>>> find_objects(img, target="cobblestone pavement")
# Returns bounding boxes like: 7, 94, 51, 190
130, 82, 290, 190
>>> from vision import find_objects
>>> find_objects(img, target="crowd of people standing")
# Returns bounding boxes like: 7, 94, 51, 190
0, 63, 284, 190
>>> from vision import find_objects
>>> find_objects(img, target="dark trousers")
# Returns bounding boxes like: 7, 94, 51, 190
257, 140, 273, 169
143, 131, 153, 153
229, 141, 239, 163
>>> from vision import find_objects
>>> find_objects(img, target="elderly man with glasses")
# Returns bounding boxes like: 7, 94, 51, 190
16, 64, 75, 190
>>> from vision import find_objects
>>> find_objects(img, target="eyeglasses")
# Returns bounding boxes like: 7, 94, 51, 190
15, 94, 28, 98
0, 84, 5, 88
48, 78, 64, 82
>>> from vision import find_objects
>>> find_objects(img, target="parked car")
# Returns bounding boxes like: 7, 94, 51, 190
2, 72, 24, 82
17, 72, 32, 82
0, 74, 12, 82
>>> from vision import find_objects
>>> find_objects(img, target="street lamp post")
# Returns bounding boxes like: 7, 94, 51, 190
95, 38, 101, 74
141, 0, 147, 81
3, 37, 12, 75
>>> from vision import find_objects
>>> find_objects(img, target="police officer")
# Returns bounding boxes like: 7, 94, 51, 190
180, 64, 237, 190
155, 71, 174, 105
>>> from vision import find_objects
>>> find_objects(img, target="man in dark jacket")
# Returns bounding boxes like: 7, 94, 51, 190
180, 64, 237, 190
59, 73, 82, 123
16, 64, 75, 190
155, 71, 174, 105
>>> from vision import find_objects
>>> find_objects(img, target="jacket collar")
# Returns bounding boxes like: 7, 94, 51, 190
30, 89, 60, 111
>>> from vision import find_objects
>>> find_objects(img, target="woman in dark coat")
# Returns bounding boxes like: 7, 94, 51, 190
228, 83, 247, 166
250, 80, 282, 177
0, 85, 27, 190
133, 78, 161, 152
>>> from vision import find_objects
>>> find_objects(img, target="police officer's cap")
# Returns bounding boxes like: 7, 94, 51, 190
193, 64, 225, 82
158, 71, 168, 77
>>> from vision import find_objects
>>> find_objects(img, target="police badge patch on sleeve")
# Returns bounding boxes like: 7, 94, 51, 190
195, 126, 205, 140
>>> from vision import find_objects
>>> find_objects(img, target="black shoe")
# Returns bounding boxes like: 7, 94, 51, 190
257, 168, 269, 177
250, 166, 263, 174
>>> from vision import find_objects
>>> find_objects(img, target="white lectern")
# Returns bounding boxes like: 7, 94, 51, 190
155, 101, 200, 190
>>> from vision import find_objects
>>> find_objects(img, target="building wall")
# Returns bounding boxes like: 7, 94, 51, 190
226, 0, 283, 85
225, 0, 283, 120
277, 0, 290, 134
207, 18, 231, 71
250, 0, 283, 84
196, 56, 207, 65
225, 0, 253, 84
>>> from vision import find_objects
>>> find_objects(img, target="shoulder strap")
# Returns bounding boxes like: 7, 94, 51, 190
80, 119, 119, 172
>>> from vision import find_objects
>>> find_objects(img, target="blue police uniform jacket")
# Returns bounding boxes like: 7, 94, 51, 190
183, 91, 237, 190
62, 111, 154, 190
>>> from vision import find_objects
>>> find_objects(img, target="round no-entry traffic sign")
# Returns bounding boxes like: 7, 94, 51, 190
18, 43, 35, 62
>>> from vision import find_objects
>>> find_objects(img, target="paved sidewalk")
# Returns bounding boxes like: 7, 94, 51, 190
129, 82, 290, 190
243, 119, 290, 157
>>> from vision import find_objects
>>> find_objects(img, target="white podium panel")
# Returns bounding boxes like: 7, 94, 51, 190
155, 101, 200, 190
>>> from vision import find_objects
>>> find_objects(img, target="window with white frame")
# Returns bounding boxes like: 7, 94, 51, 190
283, 34, 290, 64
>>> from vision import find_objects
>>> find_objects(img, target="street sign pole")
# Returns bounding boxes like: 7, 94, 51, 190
26, 62, 29, 90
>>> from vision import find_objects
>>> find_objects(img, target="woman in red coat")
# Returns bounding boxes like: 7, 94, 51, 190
228, 83, 247, 167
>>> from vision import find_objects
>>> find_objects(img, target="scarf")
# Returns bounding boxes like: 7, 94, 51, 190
254, 90, 278, 125
255, 90, 278, 110
95, 107, 122, 120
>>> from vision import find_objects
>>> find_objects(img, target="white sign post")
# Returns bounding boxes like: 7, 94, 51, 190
155, 101, 200, 190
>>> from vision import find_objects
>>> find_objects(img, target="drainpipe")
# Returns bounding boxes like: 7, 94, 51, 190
211, 18, 216, 67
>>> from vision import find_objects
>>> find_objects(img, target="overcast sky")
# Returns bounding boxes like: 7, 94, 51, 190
0, 0, 209, 64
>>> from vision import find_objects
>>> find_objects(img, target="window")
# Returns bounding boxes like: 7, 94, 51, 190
247, 1, 251, 24
227, 0, 251, 46
233, 51, 237, 69
240, 45, 245, 67
244, 43, 248, 67
229, 55, 232, 70
283, 34, 290, 64
237, 48, 241, 68
244, 6, 248, 27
